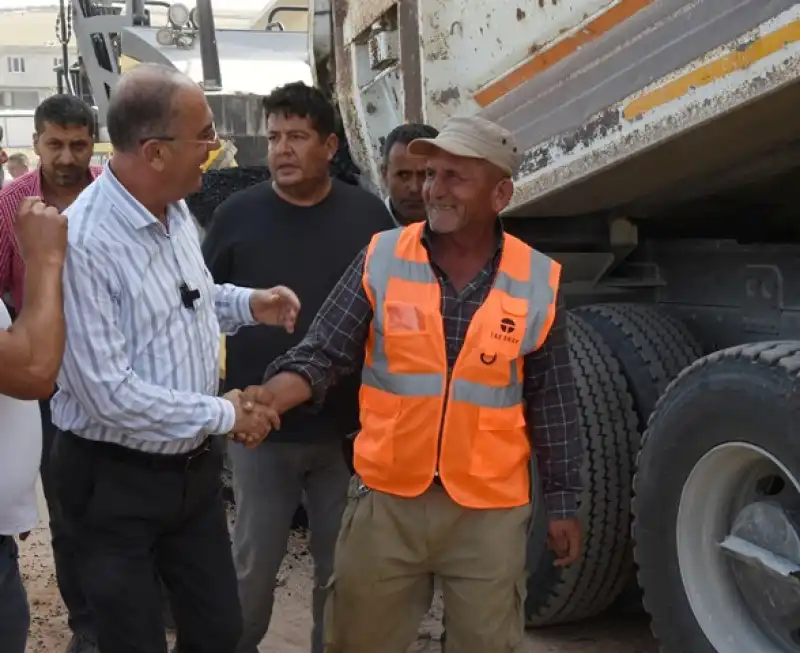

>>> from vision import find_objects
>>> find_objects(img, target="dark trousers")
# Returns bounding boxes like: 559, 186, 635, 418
0, 536, 29, 653
51, 430, 242, 653
39, 399, 96, 638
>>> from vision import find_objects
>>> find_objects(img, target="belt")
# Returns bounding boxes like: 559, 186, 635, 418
62, 430, 214, 472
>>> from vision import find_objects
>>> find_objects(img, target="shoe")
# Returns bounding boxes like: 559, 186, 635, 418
65, 633, 100, 653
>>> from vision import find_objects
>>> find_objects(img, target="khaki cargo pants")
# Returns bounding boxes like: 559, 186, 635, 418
323, 478, 531, 653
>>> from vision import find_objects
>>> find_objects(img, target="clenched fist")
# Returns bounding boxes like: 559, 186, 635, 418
14, 197, 68, 268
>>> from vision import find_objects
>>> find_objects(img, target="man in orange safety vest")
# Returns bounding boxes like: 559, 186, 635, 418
232, 115, 584, 653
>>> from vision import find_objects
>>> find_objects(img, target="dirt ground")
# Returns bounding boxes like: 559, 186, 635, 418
19, 508, 659, 653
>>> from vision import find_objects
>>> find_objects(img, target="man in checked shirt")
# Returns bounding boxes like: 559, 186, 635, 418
238, 115, 583, 653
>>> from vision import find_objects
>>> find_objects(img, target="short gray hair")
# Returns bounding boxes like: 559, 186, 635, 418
8, 153, 29, 166
106, 63, 192, 153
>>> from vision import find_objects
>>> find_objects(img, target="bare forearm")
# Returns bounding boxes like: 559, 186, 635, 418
0, 264, 64, 399
262, 371, 313, 415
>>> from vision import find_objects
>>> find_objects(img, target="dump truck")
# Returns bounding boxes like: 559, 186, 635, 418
69, 1, 800, 651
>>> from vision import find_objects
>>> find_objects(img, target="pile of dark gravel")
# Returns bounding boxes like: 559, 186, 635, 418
186, 142, 363, 229
186, 166, 270, 228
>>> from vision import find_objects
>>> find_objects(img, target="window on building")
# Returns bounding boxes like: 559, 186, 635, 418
6, 57, 26, 74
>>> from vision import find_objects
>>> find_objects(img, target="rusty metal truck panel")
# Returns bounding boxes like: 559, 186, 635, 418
334, 0, 800, 213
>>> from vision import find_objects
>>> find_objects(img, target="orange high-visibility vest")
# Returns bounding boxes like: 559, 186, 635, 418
357, 222, 561, 509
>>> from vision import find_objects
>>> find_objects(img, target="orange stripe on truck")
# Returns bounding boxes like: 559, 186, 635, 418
474, 0, 655, 108
623, 19, 800, 120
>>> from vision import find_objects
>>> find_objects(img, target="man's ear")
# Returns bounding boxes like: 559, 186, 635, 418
141, 140, 167, 173
325, 132, 339, 163
32, 133, 40, 157
491, 178, 514, 214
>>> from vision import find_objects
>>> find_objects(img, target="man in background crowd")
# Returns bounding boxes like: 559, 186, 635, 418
0, 94, 101, 653
381, 122, 438, 226
0, 95, 100, 313
6, 153, 30, 181
0, 198, 68, 653
203, 81, 394, 653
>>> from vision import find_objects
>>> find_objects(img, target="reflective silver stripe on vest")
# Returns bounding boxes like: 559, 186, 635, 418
362, 365, 443, 397
493, 249, 557, 355
451, 378, 522, 408
362, 229, 555, 407
364, 229, 445, 397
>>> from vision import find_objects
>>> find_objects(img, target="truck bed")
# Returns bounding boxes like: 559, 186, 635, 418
333, 0, 800, 218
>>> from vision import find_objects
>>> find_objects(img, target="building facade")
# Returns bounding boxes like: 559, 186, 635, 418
0, 8, 76, 147
0, 4, 260, 149
0, 9, 76, 106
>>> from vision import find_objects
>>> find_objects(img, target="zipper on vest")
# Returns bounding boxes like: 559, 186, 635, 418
434, 367, 454, 478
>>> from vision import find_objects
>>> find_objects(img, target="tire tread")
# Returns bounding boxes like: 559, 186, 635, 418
528, 313, 639, 625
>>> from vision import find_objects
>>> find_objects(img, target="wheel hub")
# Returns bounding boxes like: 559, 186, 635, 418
677, 442, 800, 652
720, 502, 800, 635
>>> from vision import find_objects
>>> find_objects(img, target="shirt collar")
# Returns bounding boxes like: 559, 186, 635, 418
99, 161, 188, 231
384, 195, 403, 228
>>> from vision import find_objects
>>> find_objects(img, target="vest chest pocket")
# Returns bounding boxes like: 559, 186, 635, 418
469, 405, 530, 480
381, 301, 442, 373
383, 301, 429, 335
480, 294, 529, 360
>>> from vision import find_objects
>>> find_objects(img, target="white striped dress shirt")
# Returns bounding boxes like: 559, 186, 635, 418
52, 163, 256, 454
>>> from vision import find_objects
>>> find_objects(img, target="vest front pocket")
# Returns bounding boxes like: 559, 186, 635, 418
469, 406, 530, 481
384, 301, 428, 334
356, 386, 403, 473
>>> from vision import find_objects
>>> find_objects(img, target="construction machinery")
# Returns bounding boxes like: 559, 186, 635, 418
69, 1, 800, 651
69, 0, 312, 166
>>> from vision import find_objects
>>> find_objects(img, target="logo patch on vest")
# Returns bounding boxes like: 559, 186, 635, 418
491, 317, 520, 345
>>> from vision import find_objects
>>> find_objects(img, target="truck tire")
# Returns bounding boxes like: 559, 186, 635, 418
573, 303, 702, 424
573, 302, 702, 612
634, 342, 800, 653
526, 312, 639, 626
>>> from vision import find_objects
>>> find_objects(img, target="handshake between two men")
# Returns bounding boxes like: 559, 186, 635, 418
218, 284, 305, 447
224, 385, 283, 448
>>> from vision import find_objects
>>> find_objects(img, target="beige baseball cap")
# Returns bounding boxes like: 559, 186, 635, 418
407, 115, 522, 176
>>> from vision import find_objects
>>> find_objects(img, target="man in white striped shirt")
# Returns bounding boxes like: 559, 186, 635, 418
49, 63, 300, 653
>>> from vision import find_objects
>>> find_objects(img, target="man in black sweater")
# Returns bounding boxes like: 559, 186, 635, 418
202, 82, 394, 653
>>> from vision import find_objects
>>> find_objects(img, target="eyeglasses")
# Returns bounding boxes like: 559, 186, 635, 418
139, 125, 219, 146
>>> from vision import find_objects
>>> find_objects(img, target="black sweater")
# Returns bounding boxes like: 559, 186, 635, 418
202, 179, 394, 442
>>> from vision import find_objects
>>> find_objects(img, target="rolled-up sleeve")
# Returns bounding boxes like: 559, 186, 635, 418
58, 245, 236, 438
